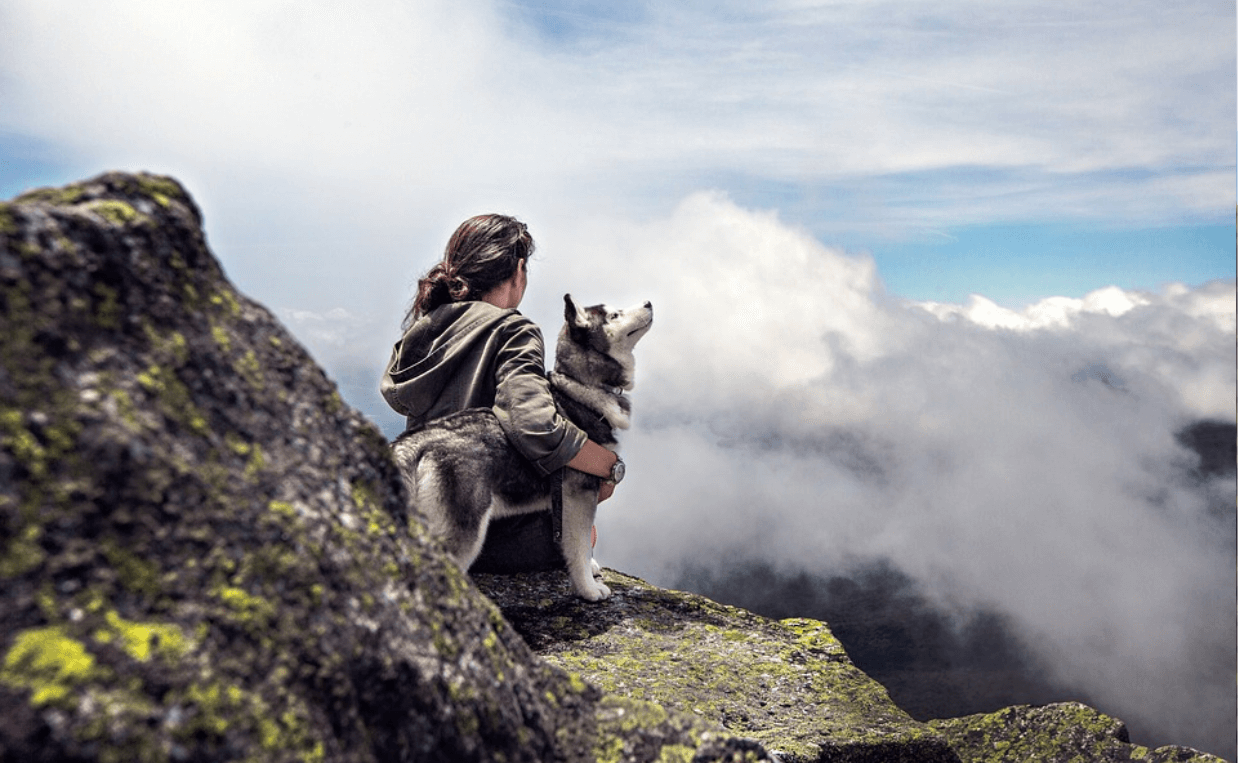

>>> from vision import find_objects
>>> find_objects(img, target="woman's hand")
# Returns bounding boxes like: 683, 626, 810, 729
598, 480, 615, 503
568, 440, 621, 483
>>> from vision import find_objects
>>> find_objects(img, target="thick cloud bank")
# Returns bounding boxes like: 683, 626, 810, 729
540, 194, 1235, 756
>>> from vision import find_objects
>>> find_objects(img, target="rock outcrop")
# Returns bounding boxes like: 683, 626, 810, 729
930, 703, 1226, 763
476, 570, 957, 763
0, 173, 1228, 763
477, 571, 1228, 763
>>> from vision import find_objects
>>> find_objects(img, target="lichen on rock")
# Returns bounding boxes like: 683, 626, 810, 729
476, 569, 958, 763
929, 703, 1228, 763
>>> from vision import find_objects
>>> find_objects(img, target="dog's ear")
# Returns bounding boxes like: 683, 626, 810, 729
564, 293, 587, 327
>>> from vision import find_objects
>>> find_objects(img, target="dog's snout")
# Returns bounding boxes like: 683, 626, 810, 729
644, 301, 653, 309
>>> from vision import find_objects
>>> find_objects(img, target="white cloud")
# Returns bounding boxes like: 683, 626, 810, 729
563, 195, 1235, 753
1, 0, 1231, 228
281, 307, 370, 351
915, 284, 1155, 330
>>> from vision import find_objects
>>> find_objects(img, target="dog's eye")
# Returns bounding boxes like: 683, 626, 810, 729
608, 312, 619, 321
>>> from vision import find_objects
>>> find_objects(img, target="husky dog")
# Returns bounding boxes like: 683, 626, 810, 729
392, 294, 653, 601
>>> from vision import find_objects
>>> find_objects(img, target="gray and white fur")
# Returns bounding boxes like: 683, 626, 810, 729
391, 294, 653, 601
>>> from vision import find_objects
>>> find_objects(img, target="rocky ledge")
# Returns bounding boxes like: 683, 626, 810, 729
0, 173, 1227, 763
477, 569, 955, 763
477, 570, 1228, 763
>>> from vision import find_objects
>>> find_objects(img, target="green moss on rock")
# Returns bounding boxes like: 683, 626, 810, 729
136, 364, 209, 435
1, 626, 98, 706
82, 199, 146, 227
235, 348, 265, 391
0, 203, 17, 235
101, 540, 162, 597
92, 282, 122, 330
0, 407, 47, 480
15, 185, 86, 206
132, 175, 184, 207
0, 523, 45, 578
930, 703, 1227, 763
93, 610, 190, 663
478, 569, 957, 763
213, 584, 277, 629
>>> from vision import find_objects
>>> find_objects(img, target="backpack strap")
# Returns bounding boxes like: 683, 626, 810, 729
550, 467, 564, 548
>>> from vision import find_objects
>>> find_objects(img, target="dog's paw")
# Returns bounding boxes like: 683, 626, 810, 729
577, 580, 612, 602
590, 558, 602, 577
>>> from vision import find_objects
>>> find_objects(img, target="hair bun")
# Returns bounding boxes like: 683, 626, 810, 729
447, 276, 469, 300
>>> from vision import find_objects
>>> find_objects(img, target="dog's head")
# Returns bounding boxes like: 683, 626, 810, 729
558, 294, 653, 390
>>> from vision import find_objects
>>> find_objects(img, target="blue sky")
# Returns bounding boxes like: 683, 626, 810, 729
866, 221, 1234, 305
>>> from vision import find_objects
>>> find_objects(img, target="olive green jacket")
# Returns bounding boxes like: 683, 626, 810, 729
381, 301, 586, 476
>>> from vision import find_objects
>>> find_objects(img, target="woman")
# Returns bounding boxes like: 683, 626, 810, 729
381, 214, 619, 572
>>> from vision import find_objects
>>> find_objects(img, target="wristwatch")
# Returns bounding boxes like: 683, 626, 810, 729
606, 455, 625, 485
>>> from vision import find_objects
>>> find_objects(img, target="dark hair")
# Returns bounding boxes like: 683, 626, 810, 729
404, 214, 534, 327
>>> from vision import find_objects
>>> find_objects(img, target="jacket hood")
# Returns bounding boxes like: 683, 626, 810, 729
381, 302, 518, 419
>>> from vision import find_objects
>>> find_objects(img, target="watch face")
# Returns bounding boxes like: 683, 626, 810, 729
611, 459, 625, 483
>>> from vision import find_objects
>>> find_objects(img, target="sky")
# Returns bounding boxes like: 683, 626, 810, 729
1, 0, 1235, 757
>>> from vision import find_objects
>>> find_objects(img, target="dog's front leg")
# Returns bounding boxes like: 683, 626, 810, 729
562, 487, 610, 601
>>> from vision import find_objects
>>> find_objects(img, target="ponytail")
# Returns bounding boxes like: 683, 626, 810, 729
403, 214, 534, 329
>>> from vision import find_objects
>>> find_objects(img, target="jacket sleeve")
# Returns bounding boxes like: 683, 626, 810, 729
491, 317, 587, 476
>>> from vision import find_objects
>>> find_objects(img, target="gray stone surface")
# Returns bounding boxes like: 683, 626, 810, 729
477, 569, 959, 763
930, 703, 1227, 763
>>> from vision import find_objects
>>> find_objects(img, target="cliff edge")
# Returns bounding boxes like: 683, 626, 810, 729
0, 173, 1226, 763
477, 570, 1227, 763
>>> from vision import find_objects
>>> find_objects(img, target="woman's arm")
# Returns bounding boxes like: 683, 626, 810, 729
567, 439, 620, 503
491, 316, 590, 473
490, 313, 620, 501
567, 438, 619, 478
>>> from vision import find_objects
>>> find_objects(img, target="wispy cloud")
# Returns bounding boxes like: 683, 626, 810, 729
2, 0, 1231, 229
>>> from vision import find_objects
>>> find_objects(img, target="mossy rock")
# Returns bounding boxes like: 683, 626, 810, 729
929, 703, 1227, 763
0, 173, 763, 762
476, 569, 959, 763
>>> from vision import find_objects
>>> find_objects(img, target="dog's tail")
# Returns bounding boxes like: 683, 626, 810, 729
391, 432, 493, 562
